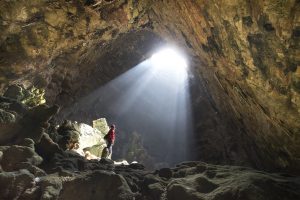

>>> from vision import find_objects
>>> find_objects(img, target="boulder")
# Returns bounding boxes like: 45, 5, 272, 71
143, 174, 162, 186
0, 170, 60, 200
99, 158, 114, 165
158, 167, 173, 179
59, 170, 135, 200
0, 95, 28, 116
46, 152, 85, 172
13, 162, 46, 177
129, 163, 145, 170
35, 133, 63, 161
3, 84, 46, 107
0, 169, 35, 200
20, 138, 35, 149
166, 163, 300, 200
3, 85, 24, 102
148, 182, 165, 200
0, 145, 43, 172
57, 120, 80, 150
78, 123, 106, 157
0, 104, 59, 145
93, 118, 110, 134
38, 176, 63, 200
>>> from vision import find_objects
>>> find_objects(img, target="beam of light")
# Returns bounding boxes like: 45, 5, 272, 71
63, 47, 194, 167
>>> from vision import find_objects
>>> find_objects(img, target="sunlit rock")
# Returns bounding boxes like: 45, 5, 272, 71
93, 118, 110, 134
3, 85, 46, 107
78, 123, 106, 157
84, 150, 99, 160
114, 160, 129, 166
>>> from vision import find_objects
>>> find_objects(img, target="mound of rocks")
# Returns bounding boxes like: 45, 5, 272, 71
0, 91, 59, 145
0, 85, 299, 200
164, 162, 300, 200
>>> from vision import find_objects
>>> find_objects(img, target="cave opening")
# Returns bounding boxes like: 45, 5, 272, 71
59, 45, 195, 168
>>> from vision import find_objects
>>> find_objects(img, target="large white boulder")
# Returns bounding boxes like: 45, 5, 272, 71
92, 118, 109, 134
77, 123, 106, 157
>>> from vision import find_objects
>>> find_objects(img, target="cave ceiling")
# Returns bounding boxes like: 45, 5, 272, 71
0, 0, 299, 173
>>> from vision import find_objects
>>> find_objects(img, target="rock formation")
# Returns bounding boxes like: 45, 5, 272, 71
1, 0, 298, 172
0, 0, 300, 199
0, 75, 298, 200
1, 140, 300, 200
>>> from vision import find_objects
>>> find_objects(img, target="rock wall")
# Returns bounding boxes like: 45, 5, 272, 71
0, 0, 155, 102
148, 0, 300, 173
0, 0, 299, 172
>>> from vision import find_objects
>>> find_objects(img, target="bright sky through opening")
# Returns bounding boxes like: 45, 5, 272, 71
150, 48, 188, 70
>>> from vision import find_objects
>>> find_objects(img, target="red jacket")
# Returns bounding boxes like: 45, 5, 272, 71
105, 128, 115, 143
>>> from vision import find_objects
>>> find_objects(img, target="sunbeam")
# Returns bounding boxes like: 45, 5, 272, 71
63, 47, 193, 167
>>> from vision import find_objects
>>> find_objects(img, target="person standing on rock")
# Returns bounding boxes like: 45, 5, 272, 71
104, 124, 116, 158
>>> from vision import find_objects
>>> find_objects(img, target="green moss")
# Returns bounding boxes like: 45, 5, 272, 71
3, 84, 46, 107
21, 87, 46, 107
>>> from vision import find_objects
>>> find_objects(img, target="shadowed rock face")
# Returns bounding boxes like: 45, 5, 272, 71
147, 0, 300, 172
0, 0, 299, 173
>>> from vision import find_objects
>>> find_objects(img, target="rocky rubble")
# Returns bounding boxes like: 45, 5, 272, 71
0, 93, 59, 145
0, 85, 299, 200
1, 149, 300, 200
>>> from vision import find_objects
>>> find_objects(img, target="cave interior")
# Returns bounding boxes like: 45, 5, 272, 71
0, 0, 300, 199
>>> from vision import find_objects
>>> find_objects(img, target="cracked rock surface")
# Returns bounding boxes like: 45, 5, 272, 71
0, 2, 300, 198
